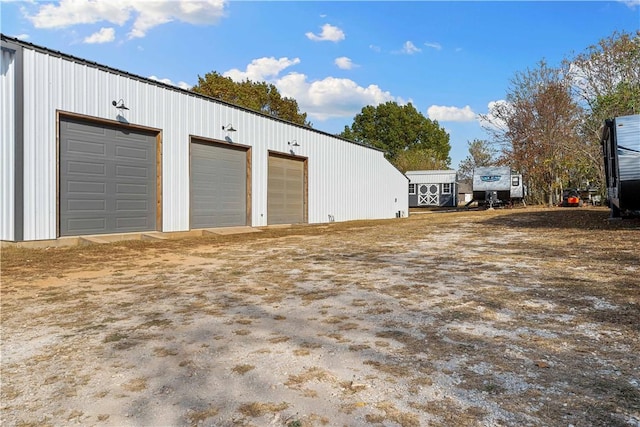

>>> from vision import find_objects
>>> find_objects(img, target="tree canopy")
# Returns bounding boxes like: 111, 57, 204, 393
340, 102, 451, 171
191, 71, 311, 126
481, 30, 640, 205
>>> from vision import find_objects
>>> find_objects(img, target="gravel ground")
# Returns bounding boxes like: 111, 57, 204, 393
1, 207, 639, 427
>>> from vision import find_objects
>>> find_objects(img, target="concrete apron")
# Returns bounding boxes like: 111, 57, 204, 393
0, 226, 265, 249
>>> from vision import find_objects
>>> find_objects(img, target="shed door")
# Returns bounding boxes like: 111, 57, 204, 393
268, 154, 305, 225
59, 117, 157, 236
418, 184, 439, 206
190, 141, 248, 228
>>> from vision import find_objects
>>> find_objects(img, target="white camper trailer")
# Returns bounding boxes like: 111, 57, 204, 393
471, 167, 525, 208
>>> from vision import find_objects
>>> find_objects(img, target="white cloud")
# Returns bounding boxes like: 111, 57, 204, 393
369, 44, 381, 53
149, 75, 192, 90
427, 105, 476, 122
276, 73, 400, 121
619, 0, 640, 8
84, 27, 115, 44
223, 57, 301, 82
14, 33, 30, 40
424, 42, 442, 51
219, 56, 403, 121
395, 41, 421, 55
305, 23, 345, 42
25, 0, 226, 39
480, 100, 510, 130
335, 56, 356, 70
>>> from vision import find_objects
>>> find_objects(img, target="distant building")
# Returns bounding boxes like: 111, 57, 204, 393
406, 170, 457, 208
457, 181, 473, 205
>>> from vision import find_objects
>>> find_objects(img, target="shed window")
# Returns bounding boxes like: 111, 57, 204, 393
512, 176, 520, 186
442, 183, 452, 194
409, 184, 416, 195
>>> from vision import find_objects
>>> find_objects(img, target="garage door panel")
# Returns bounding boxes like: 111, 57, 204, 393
116, 183, 150, 195
67, 218, 107, 232
67, 160, 106, 176
116, 216, 149, 229
115, 145, 151, 161
67, 120, 108, 136
116, 199, 148, 211
190, 141, 247, 229
115, 164, 150, 179
67, 199, 106, 212
67, 181, 106, 194
60, 117, 157, 236
67, 139, 107, 157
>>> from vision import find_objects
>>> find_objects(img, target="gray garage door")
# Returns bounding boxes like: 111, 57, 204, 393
268, 154, 305, 225
190, 141, 247, 228
59, 117, 157, 236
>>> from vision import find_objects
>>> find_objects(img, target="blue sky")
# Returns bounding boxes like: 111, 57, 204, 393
2, 1, 639, 168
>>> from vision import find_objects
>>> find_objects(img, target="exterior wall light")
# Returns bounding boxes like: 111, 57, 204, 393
112, 99, 129, 110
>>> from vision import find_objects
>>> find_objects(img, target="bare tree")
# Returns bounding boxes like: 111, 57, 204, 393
482, 61, 583, 205
457, 139, 497, 182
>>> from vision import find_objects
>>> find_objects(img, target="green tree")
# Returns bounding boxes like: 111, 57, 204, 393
192, 71, 311, 126
340, 102, 451, 168
569, 30, 640, 125
457, 139, 497, 182
568, 31, 640, 193
393, 149, 450, 173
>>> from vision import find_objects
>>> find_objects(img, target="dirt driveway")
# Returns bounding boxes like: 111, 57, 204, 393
1, 207, 639, 427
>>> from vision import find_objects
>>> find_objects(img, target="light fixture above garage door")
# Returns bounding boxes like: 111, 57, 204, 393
111, 99, 129, 110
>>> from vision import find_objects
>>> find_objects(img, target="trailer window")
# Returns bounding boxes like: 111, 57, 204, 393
512, 176, 520, 187
409, 184, 416, 195
442, 183, 451, 194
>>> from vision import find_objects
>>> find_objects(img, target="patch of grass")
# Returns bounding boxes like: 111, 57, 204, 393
348, 344, 370, 351
103, 332, 128, 343
153, 347, 178, 357
365, 401, 420, 427
285, 367, 335, 388
187, 406, 219, 426
322, 315, 349, 324
238, 402, 289, 417
363, 360, 413, 377
232, 364, 255, 375
122, 377, 147, 392
137, 319, 172, 329
366, 307, 392, 315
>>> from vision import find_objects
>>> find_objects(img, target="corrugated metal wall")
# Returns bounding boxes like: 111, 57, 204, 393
9, 41, 408, 241
1, 46, 15, 240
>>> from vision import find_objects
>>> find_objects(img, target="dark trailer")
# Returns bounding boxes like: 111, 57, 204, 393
601, 114, 640, 218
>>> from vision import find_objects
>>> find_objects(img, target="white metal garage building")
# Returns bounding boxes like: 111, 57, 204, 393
1, 35, 408, 243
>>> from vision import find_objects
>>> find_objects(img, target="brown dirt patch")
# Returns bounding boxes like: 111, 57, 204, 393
2, 207, 639, 426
